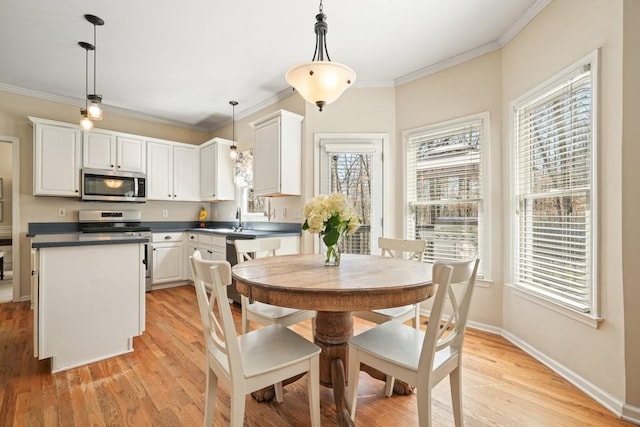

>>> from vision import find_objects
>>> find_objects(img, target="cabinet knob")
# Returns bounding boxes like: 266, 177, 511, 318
174, 194, 177, 198
164, 236, 172, 240
110, 164, 114, 168
168, 194, 171, 197
117, 165, 121, 169
190, 236, 195, 240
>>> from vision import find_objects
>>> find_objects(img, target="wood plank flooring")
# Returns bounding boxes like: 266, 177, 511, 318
0, 284, 633, 426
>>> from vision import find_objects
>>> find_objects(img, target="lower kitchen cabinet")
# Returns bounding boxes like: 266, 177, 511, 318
185, 232, 225, 282
152, 232, 183, 284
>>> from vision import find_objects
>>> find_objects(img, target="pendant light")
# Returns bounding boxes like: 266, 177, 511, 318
85, 14, 104, 121
229, 100, 238, 160
285, 0, 356, 111
79, 41, 94, 130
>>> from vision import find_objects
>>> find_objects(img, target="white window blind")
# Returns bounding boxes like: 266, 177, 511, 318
513, 59, 596, 314
406, 116, 484, 269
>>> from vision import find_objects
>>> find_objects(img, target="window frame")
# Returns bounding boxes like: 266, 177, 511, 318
508, 49, 599, 320
402, 111, 491, 280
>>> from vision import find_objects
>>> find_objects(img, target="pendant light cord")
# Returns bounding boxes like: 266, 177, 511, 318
85, 48, 89, 110
93, 23, 97, 94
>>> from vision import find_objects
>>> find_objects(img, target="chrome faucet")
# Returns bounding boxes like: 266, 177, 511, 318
235, 207, 243, 231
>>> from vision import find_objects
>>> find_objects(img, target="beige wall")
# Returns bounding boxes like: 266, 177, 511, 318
502, 0, 627, 405
622, 0, 640, 408
395, 50, 504, 328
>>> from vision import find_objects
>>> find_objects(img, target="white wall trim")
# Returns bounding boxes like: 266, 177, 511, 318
498, 0, 552, 46
622, 403, 640, 424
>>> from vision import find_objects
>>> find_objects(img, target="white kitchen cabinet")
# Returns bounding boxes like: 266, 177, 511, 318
152, 232, 184, 284
249, 110, 303, 196
31, 117, 82, 197
185, 232, 225, 282
147, 141, 200, 201
199, 138, 235, 201
83, 132, 146, 173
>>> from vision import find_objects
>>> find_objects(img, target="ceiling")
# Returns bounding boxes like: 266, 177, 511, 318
0, 0, 547, 132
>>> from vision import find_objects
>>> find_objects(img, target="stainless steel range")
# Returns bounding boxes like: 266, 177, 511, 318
79, 210, 152, 291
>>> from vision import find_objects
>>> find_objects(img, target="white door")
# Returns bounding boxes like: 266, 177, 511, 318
316, 134, 384, 255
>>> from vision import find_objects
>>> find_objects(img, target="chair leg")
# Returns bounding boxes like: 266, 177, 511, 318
241, 296, 250, 334
416, 386, 433, 427
230, 387, 246, 427
384, 375, 395, 398
204, 367, 218, 427
311, 316, 316, 335
274, 381, 284, 403
346, 346, 360, 421
308, 356, 321, 427
449, 367, 463, 427
413, 303, 421, 329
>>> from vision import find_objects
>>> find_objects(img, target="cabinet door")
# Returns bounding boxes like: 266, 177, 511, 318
173, 145, 200, 201
117, 136, 146, 173
83, 131, 116, 170
152, 243, 183, 283
199, 140, 235, 201
33, 123, 82, 196
146, 141, 173, 200
253, 118, 281, 196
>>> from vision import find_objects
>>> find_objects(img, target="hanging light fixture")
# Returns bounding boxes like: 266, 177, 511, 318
285, 0, 356, 111
85, 14, 104, 121
229, 100, 238, 160
79, 41, 94, 130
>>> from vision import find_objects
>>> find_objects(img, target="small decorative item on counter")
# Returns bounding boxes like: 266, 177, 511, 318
198, 207, 208, 228
302, 193, 362, 266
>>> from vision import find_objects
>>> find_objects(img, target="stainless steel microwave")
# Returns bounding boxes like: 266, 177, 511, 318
81, 168, 147, 202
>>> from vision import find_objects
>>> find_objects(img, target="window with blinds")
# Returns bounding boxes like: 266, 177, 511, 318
405, 114, 486, 271
512, 55, 597, 314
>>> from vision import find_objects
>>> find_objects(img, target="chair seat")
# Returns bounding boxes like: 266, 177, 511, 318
371, 305, 415, 319
349, 321, 457, 373
238, 324, 321, 378
247, 301, 311, 321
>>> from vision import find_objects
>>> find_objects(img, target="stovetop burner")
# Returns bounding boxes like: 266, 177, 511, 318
78, 210, 149, 233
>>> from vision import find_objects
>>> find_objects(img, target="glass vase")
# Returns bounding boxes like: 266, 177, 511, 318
324, 242, 341, 266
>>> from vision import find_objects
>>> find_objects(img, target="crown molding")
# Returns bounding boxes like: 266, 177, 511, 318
394, 41, 502, 86
498, 0, 552, 46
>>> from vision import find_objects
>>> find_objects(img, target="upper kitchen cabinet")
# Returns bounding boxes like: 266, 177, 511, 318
199, 137, 235, 201
83, 132, 146, 173
147, 140, 200, 201
30, 117, 82, 197
249, 110, 303, 197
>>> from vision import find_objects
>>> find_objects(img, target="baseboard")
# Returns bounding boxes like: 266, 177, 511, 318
623, 403, 640, 424
501, 329, 635, 423
420, 304, 640, 424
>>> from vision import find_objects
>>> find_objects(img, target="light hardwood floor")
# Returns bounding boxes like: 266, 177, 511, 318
0, 285, 633, 426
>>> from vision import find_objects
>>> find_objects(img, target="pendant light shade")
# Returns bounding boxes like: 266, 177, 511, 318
229, 100, 238, 160
86, 14, 104, 121
79, 41, 95, 130
285, 1, 355, 111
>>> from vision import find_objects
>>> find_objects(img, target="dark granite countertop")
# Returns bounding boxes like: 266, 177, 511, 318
31, 233, 148, 249
186, 228, 300, 238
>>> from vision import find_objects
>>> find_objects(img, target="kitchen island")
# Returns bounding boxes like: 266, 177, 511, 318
31, 233, 147, 373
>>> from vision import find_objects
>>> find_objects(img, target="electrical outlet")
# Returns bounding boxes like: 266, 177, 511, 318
213, 209, 218, 218
270, 209, 276, 220
281, 208, 287, 219
58, 208, 66, 217
162, 209, 169, 218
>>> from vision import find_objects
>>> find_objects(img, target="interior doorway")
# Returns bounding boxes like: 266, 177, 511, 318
0, 136, 19, 303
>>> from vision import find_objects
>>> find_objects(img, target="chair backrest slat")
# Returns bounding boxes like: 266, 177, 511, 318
419, 257, 479, 371
235, 237, 281, 263
378, 237, 426, 261
190, 250, 243, 380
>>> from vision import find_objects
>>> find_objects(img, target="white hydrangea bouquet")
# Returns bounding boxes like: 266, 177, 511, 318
302, 193, 362, 265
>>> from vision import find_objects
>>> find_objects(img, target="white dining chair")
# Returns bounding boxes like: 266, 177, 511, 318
353, 237, 427, 329
234, 238, 316, 334
347, 257, 479, 427
189, 251, 321, 427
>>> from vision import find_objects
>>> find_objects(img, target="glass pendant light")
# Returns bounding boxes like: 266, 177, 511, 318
85, 14, 104, 120
79, 41, 94, 130
229, 100, 238, 160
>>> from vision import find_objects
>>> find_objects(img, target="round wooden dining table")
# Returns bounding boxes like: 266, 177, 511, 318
232, 253, 434, 427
